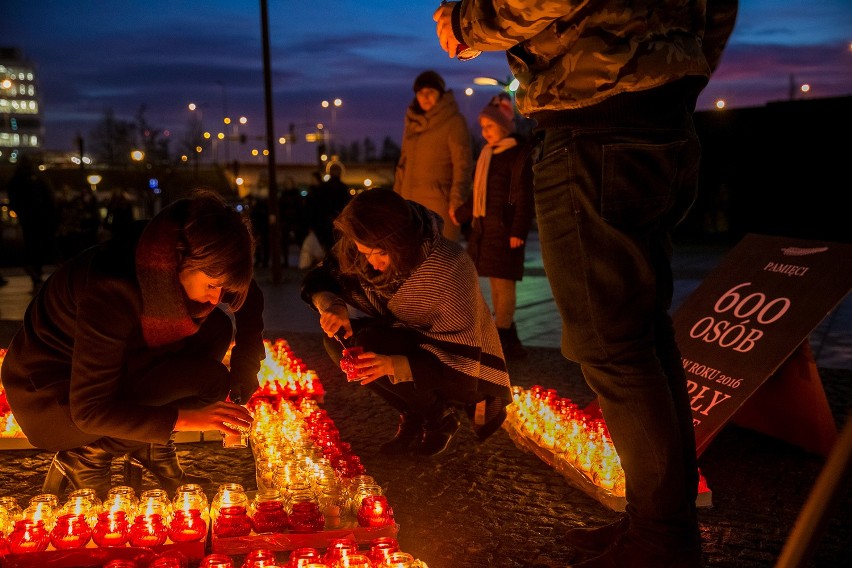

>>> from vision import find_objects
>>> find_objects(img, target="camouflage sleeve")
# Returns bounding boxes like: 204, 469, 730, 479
703, 0, 739, 73
455, 0, 570, 50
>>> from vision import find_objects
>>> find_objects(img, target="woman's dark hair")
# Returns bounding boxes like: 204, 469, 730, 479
333, 189, 426, 282
179, 190, 255, 309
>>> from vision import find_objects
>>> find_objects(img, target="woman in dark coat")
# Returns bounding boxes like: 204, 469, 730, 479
1, 191, 265, 498
301, 189, 511, 458
458, 94, 535, 359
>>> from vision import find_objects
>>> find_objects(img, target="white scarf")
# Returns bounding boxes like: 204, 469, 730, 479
472, 137, 518, 218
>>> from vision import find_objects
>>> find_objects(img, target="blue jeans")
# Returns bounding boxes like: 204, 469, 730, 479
532, 91, 702, 554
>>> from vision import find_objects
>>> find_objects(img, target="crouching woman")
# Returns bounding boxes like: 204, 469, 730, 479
301, 189, 511, 458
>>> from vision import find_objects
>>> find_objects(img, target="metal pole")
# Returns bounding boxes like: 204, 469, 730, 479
775, 413, 852, 567
260, 0, 282, 284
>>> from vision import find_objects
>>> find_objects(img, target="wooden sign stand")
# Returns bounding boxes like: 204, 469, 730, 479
730, 340, 837, 457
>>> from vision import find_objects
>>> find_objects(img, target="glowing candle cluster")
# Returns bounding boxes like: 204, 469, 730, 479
0, 484, 209, 556
506, 385, 626, 496
0, 349, 25, 439
243, 339, 326, 405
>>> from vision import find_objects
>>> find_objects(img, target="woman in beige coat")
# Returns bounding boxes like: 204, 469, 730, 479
393, 70, 473, 242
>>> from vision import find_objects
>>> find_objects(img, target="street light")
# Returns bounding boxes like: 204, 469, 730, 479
86, 174, 102, 192
320, 98, 343, 145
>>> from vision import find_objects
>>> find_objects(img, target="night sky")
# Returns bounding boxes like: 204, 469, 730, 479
3, 0, 851, 163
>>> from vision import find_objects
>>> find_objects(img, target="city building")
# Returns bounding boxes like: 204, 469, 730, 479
0, 47, 42, 162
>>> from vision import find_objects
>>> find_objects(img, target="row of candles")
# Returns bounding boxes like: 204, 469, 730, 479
0, 338, 422, 565
0, 340, 326, 440
506, 385, 712, 500
506, 385, 626, 494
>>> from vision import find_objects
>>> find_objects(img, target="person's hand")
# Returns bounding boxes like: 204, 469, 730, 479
510, 236, 524, 248
348, 350, 394, 385
433, 2, 460, 58
319, 302, 353, 340
229, 372, 260, 405
175, 401, 253, 434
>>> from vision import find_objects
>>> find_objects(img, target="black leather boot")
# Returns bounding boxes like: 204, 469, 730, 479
414, 408, 461, 458
130, 439, 211, 494
563, 515, 629, 553
42, 443, 115, 500
379, 413, 423, 455
498, 323, 528, 360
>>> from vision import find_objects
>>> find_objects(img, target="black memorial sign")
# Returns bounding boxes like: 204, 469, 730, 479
673, 234, 852, 456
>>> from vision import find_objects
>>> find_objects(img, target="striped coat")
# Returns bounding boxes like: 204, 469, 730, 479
302, 204, 510, 397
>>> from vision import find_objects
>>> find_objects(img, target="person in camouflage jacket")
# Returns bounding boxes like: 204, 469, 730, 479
435, 2, 738, 568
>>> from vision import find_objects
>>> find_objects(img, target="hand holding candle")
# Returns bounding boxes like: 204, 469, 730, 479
340, 348, 394, 384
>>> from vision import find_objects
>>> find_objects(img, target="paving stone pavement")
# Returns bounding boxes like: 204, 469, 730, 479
0, 329, 849, 567
1, 233, 850, 567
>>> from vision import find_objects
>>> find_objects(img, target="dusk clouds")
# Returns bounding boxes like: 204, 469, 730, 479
3, 0, 850, 162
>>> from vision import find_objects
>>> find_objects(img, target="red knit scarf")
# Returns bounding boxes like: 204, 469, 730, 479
135, 200, 214, 347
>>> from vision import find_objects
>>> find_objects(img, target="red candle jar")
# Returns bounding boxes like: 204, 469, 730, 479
149, 551, 189, 568
213, 505, 252, 538
129, 513, 168, 547
49, 513, 92, 549
241, 548, 277, 567
7, 519, 49, 553
92, 510, 130, 547
168, 508, 207, 542
104, 560, 140, 568
287, 500, 324, 533
286, 547, 322, 567
357, 495, 393, 527
340, 346, 365, 380
369, 536, 400, 564
324, 537, 357, 565
200, 553, 235, 567
250, 500, 288, 534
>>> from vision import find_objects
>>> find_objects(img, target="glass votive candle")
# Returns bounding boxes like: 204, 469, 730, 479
211, 483, 247, 524
249, 489, 288, 534
379, 551, 415, 568
200, 553, 235, 567
59, 492, 99, 527
7, 519, 50, 553
168, 508, 207, 542
0, 496, 22, 519
286, 547, 323, 568
323, 537, 357, 565
149, 550, 190, 568
287, 499, 324, 533
356, 495, 393, 528
104, 560, 140, 568
105, 486, 139, 518
49, 512, 92, 549
129, 513, 169, 547
139, 489, 173, 522
241, 548, 278, 567
340, 346, 365, 381
173, 483, 210, 525
340, 553, 375, 568
369, 537, 400, 565
23, 494, 58, 530
213, 504, 252, 538
222, 419, 252, 449
92, 510, 130, 547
